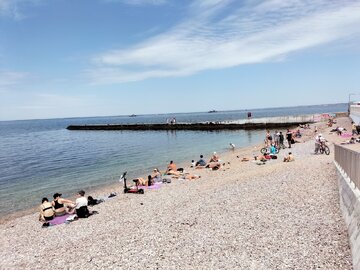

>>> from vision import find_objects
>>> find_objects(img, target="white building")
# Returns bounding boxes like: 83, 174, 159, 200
350, 103, 360, 125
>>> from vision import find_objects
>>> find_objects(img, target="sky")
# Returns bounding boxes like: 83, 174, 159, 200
0, 0, 360, 121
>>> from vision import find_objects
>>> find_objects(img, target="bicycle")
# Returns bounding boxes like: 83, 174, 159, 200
319, 142, 330, 155
260, 145, 280, 155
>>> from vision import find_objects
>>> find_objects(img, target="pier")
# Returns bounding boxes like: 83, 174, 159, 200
66, 114, 346, 131
67, 122, 307, 131
66, 115, 320, 131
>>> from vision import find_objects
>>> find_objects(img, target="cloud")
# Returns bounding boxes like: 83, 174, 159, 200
0, 0, 22, 19
88, 0, 360, 84
0, 71, 29, 87
0, 0, 40, 20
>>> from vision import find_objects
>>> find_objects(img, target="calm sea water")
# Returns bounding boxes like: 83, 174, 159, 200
0, 103, 346, 216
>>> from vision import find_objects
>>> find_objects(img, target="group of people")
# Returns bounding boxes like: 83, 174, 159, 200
265, 129, 299, 150
192, 152, 224, 170
39, 190, 95, 227
166, 118, 177, 125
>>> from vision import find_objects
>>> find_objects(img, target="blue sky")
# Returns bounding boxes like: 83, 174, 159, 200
0, 0, 360, 120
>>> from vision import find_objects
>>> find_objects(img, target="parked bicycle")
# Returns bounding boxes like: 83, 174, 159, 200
260, 144, 280, 155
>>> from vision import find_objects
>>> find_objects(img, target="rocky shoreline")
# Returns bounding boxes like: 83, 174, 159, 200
0, 117, 353, 269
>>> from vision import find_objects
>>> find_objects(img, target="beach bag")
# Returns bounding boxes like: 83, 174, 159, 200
271, 155, 278, 159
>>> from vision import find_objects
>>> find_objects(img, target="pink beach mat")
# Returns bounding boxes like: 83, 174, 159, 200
49, 214, 71, 226
138, 182, 162, 190
341, 133, 352, 138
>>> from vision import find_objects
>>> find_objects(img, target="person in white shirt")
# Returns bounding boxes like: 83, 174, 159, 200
75, 190, 90, 218
315, 134, 326, 154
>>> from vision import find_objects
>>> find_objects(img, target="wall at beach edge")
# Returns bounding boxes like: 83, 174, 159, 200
335, 162, 360, 270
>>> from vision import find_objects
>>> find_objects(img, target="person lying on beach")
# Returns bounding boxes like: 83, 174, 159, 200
283, 152, 294, 162
39, 198, 55, 224
205, 162, 222, 170
181, 173, 201, 180
340, 137, 356, 145
195, 155, 207, 168
254, 154, 269, 162
52, 193, 75, 216
166, 161, 181, 176
87, 196, 104, 206
132, 177, 146, 186
241, 157, 250, 162
335, 127, 346, 135
172, 172, 201, 180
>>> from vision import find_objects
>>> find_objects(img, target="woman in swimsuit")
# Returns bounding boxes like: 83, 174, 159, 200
39, 198, 55, 223
52, 193, 75, 216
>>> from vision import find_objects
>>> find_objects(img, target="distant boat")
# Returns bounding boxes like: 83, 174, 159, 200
129, 114, 137, 117
208, 110, 217, 113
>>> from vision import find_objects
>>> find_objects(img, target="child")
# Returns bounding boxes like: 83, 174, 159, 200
283, 152, 294, 162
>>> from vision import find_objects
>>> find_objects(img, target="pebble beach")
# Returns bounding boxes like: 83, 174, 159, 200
0, 117, 354, 269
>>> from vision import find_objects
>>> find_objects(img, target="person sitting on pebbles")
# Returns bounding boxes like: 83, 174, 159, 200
147, 168, 162, 185
52, 193, 75, 216
195, 155, 207, 169
209, 152, 220, 163
39, 198, 55, 226
72, 190, 97, 218
283, 152, 294, 162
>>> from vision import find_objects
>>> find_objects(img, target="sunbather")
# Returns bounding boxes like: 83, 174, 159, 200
74, 190, 94, 218
283, 152, 294, 162
39, 198, 55, 224
166, 161, 180, 176
52, 193, 75, 216
195, 155, 207, 168
209, 152, 220, 162
206, 162, 222, 170
182, 173, 201, 180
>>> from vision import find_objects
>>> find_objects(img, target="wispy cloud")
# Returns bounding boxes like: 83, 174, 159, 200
0, 0, 40, 20
0, 71, 29, 87
89, 0, 360, 84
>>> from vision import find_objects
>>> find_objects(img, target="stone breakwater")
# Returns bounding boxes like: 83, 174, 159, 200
67, 122, 308, 131
0, 118, 353, 269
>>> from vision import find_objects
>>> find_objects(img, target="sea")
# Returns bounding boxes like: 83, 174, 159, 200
0, 103, 347, 217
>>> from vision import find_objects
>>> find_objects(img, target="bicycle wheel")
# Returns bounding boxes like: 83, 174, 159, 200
260, 148, 267, 154
324, 146, 330, 155
319, 147, 324, 154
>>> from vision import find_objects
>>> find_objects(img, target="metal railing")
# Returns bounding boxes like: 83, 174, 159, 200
334, 144, 360, 190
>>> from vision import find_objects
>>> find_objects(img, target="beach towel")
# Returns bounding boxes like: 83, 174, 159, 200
48, 214, 71, 226
138, 182, 162, 190
341, 133, 352, 138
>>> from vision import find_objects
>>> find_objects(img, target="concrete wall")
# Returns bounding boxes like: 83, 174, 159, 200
335, 161, 360, 270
